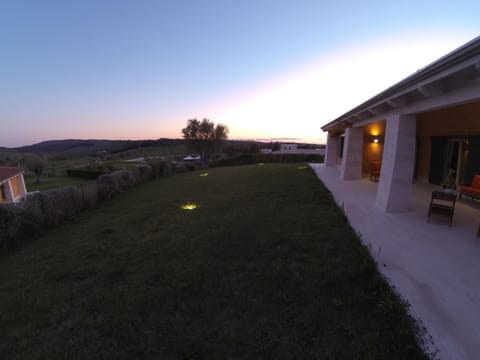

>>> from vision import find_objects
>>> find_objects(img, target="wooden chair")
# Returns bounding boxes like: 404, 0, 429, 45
370, 161, 381, 181
427, 191, 457, 227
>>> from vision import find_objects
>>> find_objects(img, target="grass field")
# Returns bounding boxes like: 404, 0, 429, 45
25, 175, 96, 192
115, 143, 188, 158
0, 164, 427, 359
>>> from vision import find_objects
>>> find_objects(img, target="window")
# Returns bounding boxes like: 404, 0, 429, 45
0, 184, 6, 202
337, 135, 345, 159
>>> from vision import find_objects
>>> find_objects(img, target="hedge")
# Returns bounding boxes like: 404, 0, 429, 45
211, 153, 324, 167
0, 161, 174, 253
66, 168, 107, 179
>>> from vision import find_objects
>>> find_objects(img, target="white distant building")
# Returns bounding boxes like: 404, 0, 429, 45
272, 143, 325, 155
280, 143, 298, 152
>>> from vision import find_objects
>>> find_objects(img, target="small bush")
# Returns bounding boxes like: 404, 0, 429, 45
27, 187, 83, 227
97, 169, 140, 200
97, 173, 120, 200
149, 160, 173, 179
79, 183, 99, 209
133, 165, 153, 183
172, 162, 189, 174
61, 186, 84, 218
116, 170, 136, 191
0, 205, 24, 249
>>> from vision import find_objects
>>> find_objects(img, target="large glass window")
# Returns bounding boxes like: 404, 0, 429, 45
337, 135, 345, 158
0, 183, 6, 202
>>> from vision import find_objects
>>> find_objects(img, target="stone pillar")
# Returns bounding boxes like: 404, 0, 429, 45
340, 127, 363, 180
375, 114, 416, 212
3, 181, 14, 202
324, 132, 338, 167
19, 174, 27, 197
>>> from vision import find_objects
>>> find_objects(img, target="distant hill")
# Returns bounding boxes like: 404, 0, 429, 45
14, 139, 184, 156
7, 138, 320, 159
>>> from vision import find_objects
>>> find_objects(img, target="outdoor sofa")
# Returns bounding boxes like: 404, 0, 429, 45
459, 175, 480, 200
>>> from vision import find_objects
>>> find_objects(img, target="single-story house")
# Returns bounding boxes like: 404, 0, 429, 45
321, 35, 480, 212
0, 167, 27, 204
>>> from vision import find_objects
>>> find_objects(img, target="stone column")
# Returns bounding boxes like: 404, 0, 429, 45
324, 132, 338, 167
375, 114, 416, 212
3, 181, 14, 202
19, 174, 27, 197
340, 127, 363, 180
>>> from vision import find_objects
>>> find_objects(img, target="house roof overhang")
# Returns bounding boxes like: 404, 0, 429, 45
321, 35, 480, 133
0, 167, 24, 184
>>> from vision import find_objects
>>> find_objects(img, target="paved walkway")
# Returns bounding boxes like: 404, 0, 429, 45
310, 164, 480, 360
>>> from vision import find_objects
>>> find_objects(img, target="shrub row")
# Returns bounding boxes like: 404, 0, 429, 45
211, 153, 324, 167
0, 161, 174, 252
0, 185, 93, 251
66, 168, 106, 179
1, 154, 313, 252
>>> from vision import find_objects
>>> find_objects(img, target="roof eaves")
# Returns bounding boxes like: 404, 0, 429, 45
321, 35, 480, 132
0, 167, 24, 183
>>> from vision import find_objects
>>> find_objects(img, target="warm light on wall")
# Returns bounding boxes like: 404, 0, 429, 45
367, 134, 383, 144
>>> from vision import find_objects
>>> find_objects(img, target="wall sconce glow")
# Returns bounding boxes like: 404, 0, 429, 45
373, 138, 379, 143
200, 173, 208, 177
181, 203, 198, 210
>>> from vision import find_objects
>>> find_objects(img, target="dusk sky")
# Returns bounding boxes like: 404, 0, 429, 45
1, 0, 479, 147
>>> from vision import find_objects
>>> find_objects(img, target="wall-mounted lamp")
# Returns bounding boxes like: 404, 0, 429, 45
368, 135, 383, 144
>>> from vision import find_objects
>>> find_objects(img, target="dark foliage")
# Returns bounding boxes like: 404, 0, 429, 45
181, 118, 229, 166
212, 153, 324, 167
66, 168, 107, 179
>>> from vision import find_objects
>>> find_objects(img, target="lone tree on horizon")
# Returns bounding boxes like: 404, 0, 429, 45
26, 154, 47, 184
181, 118, 229, 167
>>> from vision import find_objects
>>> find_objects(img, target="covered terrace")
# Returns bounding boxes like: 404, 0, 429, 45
310, 163, 480, 360
322, 36, 480, 213
319, 35, 480, 359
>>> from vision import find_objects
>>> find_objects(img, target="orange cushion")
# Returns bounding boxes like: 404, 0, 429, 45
460, 186, 480, 195
472, 175, 480, 189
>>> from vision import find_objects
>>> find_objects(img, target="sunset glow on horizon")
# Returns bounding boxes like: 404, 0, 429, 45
1, 1, 479, 147
196, 30, 478, 144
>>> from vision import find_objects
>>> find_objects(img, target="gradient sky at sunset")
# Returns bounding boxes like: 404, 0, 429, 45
1, 0, 479, 147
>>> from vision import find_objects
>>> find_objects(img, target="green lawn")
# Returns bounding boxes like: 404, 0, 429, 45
25, 175, 96, 192
0, 164, 427, 359
116, 143, 188, 158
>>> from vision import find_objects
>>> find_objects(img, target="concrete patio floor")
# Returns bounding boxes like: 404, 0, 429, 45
310, 164, 480, 360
